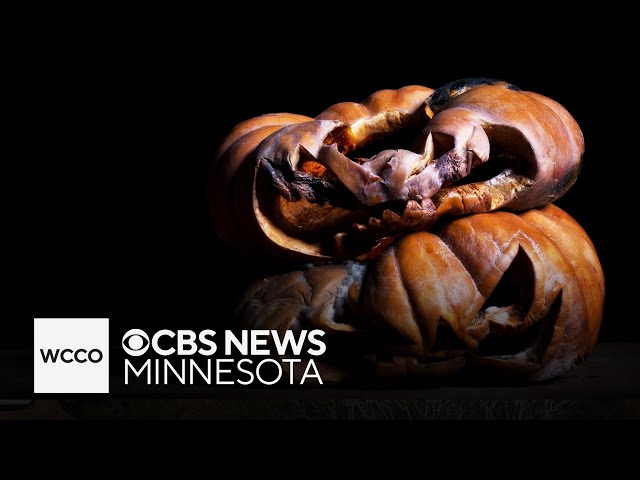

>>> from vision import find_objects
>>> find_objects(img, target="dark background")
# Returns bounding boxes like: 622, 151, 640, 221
25, 19, 637, 353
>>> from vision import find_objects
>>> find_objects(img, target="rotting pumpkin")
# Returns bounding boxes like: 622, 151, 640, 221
210, 79, 584, 262
212, 78, 603, 382
235, 205, 604, 381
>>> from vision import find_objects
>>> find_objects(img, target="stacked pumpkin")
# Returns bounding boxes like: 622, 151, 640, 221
209, 78, 604, 382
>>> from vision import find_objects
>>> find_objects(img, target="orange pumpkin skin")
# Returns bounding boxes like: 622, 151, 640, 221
210, 81, 583, 262
236, 205, 604, 382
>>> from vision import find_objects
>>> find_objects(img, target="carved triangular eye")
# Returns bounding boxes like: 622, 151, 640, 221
482, 246, 535, 314
472, 247, 537, 357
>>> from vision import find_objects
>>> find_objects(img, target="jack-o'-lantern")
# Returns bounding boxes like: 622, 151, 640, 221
210, 79, 583, 262
236, 205, 604, 381
213, 79, 602, 383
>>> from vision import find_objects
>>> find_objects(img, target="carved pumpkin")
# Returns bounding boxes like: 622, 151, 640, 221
211, 79, 584, 262
235, 205, 604, 381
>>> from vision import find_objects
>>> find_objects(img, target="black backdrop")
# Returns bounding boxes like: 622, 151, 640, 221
27, 25, 637, 351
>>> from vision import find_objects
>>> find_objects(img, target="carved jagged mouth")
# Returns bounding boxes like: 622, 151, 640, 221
260, 120, 535, 258
364, 299, 561, 378
363, 246, 562, 376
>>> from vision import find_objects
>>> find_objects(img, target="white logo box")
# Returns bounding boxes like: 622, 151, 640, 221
33, 318, 109, 394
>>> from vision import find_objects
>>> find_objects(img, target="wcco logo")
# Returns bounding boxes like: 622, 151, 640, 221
34, 318, 109, 394
40, 348, 104, 364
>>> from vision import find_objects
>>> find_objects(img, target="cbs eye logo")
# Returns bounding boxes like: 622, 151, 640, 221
122, 329, 150, 356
